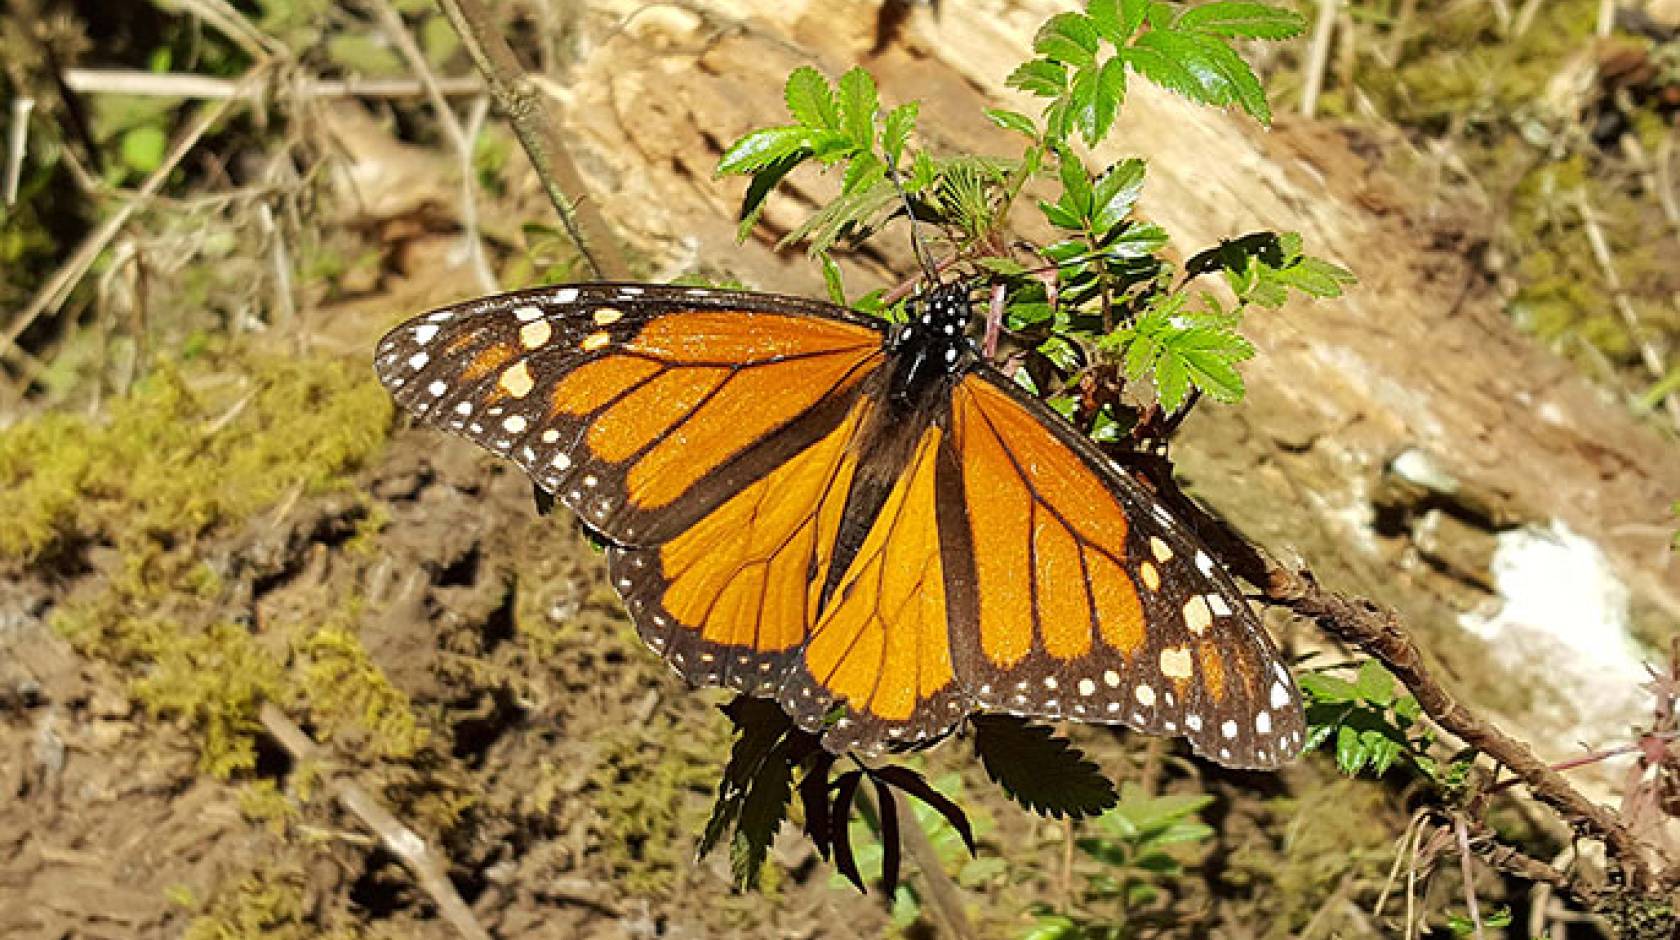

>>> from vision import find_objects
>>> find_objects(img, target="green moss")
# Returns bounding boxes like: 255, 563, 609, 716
293, 624, 430, 760
182, 861, 364, 940
135, 621, 288, 777
0, 352, 391, 561
588, 707, 729, 894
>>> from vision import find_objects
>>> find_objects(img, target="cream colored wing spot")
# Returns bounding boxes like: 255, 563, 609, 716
498, 360, 535, 398
1139, 560, 1161, 592
1183, 595, 1213, 636
581, 331, 612, 351
1149, 536, 1173, 563
593, 307, 625, 325
1160, 646, 1194, 680
519, 320, 553, 349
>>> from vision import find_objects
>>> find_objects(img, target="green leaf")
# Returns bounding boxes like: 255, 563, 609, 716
1354, 660, 1396, 705
1035, 12, 1101, 67
1120, 0, 1154, 37
730, 741, 793, 888
972, 716, 1117, 818
1176, 1, 1307, 40
785, 66, 839, 130
837, 68, 879, 147
985, 108, 1039, 140
1300, 672, 1360, 704
881, 101, 919, 165
717, 125, 811, 175
1334, 723, 1367, 775
1058, 151, 1094, 220
821, 253, 847, 306
120, 125, 167, 174
843, 151, 886, 196
1099, 221, 1168, 259
1272, 255, 1358, 299
1092, 158, 1146, 231
1068, 61, 1119, 146
734, 151, 804, 241
1006, 58, 1068, 97
1087, 0, 1131, 43
1127, 29, 1272, 124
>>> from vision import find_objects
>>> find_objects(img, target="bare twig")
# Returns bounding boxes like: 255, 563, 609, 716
365, 0, 497, 293
1299, 0, 1338, 118
62, 68, 485, 100
167, 0, 282, 62
5, 96, 31, 206
1267, 563, 1662, 894
3, 67, 268, 366
258, 704, 492, 940
1453, 814, 1485, 939
1574, 190, 1680, 431
436, 0, 630, 279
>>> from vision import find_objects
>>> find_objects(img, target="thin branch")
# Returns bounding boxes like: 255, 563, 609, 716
365, 0, 497, 293
5, 96, 31, 206
1574, 190, 1680, 431
258, 704, 492, 940
1453, 814, 1485, 939
1266, 563, 1662, 893
3, 67, 268, 366
1299, 0, 1338, 118
435, 0, 630, 279
62, 68, 485, 100
166, 0, 282, 62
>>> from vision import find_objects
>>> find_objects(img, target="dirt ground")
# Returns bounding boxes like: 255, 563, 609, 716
3, 0, 1678, 938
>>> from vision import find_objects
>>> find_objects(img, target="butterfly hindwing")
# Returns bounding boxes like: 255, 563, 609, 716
943, 370, 1305, 769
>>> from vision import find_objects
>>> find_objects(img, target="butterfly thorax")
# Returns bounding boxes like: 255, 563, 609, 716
884, 282, 974, 409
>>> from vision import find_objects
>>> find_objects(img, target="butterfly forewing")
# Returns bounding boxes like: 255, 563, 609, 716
374, 283, 886, 544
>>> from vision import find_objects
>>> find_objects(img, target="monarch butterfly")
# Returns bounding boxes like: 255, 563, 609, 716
374, 279, 1305, 769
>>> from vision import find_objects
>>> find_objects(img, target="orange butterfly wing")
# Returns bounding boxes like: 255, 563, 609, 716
941, 371, 1305, 768
376, 284, 885, 544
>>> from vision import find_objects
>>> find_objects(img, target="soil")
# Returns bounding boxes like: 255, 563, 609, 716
3, 0, 1677, 938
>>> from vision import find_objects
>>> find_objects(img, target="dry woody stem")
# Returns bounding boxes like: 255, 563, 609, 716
1267, 563, 1662, 897
435, 0, 631, 280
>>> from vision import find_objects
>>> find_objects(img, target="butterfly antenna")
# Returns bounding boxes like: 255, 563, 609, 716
884, 151, 941, 286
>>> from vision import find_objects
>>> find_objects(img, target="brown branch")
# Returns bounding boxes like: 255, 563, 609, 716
435, 0, 630, 280
258, 704, 492, 940
1265, 563, 1661, 894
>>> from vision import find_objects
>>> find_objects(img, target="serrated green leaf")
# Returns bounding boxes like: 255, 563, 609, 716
821, 254, 847, 306
1039, 199, 1085, 231
1058, 151, 1094, 219
1335, 723, 1366, 776
843, 151, 885, 196
785, 66, 839, 130
881, 101, 918, 165
717, 125, 812, 175
1006, 58, 1068, 97
910, 150, 937, 191
1092, 157, 1145, 231
734, 151, 804, 242
1275, 255, 1357, 298
1035, 12, 1101, 67
1300, 672, 1360, 703
1120, 0, 1152, 38
972, 716, 1117, 818
1087, 0, 1129, 43
1153, 346, 1191, 408
1128, 29, 1272, 124
976, 256, 1029, 277
1099, 221, 1169, 259
985, 108, 1039, 140
1068, 61, 1119, 146
730, 742, 793, 889
837, 68, 879, 147
1355, 660, 1396, 705
1177, 1, 1307, 40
